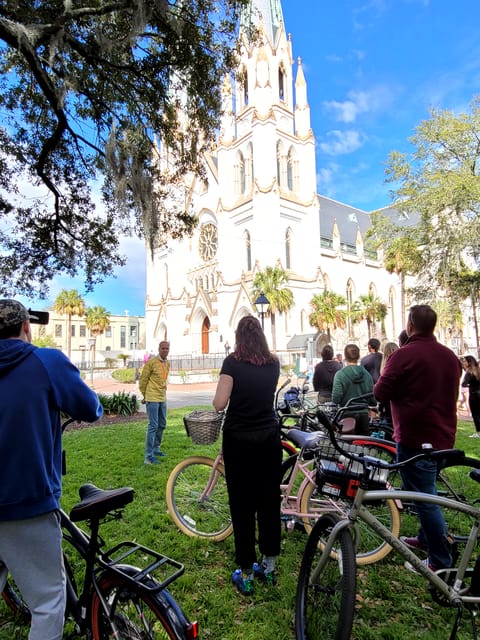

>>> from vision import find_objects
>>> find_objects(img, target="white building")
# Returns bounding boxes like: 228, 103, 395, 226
145, 0, 401, 362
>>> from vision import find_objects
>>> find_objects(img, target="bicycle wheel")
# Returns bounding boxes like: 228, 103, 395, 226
91, 571, 194, 639
300, 481, 401, 565
166, 456, 232, 541
1, 578, 30, 624
295, 513, 356, 640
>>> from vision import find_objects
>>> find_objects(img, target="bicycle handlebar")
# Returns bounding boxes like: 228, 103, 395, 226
315, 406, 474, 472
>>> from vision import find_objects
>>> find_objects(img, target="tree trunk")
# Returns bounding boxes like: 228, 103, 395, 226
67, 315, 72, 359
270, 312, 277, 352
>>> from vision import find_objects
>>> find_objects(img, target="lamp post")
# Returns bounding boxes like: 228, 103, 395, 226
88, 337, 96, 387
254, 292, 270, 330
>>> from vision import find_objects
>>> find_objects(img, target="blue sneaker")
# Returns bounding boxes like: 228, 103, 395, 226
253, 562, 277, 585
144, 457, 160, 465
232, 569, 253, 595
154, 450, 167, 457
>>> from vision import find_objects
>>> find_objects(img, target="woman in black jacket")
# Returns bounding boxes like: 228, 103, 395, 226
462, 355, 480, 438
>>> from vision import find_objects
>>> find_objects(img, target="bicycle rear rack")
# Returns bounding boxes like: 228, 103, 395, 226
99, 541, 185, 592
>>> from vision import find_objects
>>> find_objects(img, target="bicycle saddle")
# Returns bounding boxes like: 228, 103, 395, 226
286, 429, 325, 450
69, 483, 135, 522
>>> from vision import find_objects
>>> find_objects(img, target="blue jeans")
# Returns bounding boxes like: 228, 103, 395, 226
145, 402, 167, 461
397, 444, 452, 568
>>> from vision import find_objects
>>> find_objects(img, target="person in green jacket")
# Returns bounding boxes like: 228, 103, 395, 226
332, 343, 374, 435
139, 341, 170, 464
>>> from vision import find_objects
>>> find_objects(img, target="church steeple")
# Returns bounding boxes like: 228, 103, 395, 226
241, 0, 285, 46
294, 57, 312, 138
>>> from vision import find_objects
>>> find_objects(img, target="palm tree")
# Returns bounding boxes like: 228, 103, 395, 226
351, 293, 388, 340
383, 236, 421, 328
308, 290, 347, 343
85, 305, 110, 365
252, 266, 294, 351
53, 289, 85, 358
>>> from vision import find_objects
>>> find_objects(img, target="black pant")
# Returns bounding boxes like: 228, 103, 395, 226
222, 427, 282, 570
470, 392, 480, 432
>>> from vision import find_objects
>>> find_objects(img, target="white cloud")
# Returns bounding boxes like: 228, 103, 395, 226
323, 86, 394, 123
318, 130, 365, 155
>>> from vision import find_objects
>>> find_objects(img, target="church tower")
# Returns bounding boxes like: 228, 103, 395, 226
145, 0, 324, 355
144, 1, 401, 358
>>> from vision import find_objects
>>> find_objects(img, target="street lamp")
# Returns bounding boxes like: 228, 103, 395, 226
254, 292, 270, 330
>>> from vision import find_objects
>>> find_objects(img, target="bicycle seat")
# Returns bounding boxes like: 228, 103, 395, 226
69, 483, 135, 522
286, 428, 324, 451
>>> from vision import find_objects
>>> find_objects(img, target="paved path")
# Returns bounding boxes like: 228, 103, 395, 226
87, 377, 216, 410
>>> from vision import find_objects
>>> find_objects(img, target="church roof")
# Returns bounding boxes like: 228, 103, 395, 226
318, 194, 371, 245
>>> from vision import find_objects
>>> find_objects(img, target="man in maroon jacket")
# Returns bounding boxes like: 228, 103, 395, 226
374, 305, 462, 572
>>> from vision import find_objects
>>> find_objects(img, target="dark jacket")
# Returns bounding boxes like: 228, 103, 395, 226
312, 360, 342, 398
360, 351, 383, 383
0, 339, 102, 521
374, 334, 461, 449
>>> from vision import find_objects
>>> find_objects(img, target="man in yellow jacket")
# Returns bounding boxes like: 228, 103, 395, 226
139, 341, 170, 464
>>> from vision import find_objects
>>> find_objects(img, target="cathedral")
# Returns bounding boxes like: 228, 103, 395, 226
144, 0, 401, 362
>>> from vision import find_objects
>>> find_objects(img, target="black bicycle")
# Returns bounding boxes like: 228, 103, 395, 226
2, 419, 198, 639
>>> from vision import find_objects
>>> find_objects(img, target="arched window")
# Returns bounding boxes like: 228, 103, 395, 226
239, 68, 248, 108
245, 143, 253, 192
278, 65, 286, 101
240, 153, 246, 194
234, 151, 245, 196
389, 286, 396, 337
287, 146, 299, 192
276, 140, 287, 187
244, 230, 252, 271
285, 228, 292, 269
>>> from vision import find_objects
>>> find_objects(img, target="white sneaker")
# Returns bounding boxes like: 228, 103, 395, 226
469, 433, 480, 438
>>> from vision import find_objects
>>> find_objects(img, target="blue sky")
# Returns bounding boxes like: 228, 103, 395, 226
23, 0, 480, 317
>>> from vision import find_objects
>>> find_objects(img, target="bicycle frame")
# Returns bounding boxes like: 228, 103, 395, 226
329, 484, 480, 605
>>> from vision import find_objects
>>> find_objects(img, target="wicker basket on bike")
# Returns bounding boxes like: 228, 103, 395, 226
183, 410, 224, 445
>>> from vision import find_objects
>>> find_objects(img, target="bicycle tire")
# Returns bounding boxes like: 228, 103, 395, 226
295, 513, 356, 640
91, 571, 193, 640
1, 578, 30, 624
166, 456, 232, 541
299, 480, 400, 564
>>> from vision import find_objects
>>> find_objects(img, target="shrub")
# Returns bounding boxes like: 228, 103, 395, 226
98, 392, 138, 415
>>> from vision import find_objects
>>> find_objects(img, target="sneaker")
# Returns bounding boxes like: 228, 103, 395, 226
405, 558, 439, 574
253, 562, 277, 585
154, 450, 167, 457
400, 536, 428, 552
144, 457, 161, 465
470, 433, 480, 438
232, 569, 253, 595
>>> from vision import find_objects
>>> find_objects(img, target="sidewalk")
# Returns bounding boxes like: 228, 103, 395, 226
86, 377, 217, 395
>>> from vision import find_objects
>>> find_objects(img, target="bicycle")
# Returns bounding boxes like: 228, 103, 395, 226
166, 403, 401, 565
2, 418, 198, 640
295, 410, 480, 640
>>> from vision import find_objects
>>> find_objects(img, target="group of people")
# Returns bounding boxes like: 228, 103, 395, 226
213, 304, 480, 595
3, 294, 480, 638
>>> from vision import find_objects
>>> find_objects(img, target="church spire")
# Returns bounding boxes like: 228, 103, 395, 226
241, 0, 285, 45
294, 57, 311, 137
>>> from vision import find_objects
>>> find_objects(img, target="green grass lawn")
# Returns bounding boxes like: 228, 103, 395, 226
1, 410, 479, 639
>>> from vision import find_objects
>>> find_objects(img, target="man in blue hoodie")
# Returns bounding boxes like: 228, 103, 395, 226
0, 299, 102, 640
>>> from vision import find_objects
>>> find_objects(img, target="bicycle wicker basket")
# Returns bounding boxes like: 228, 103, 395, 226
183, 410, 224, 445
